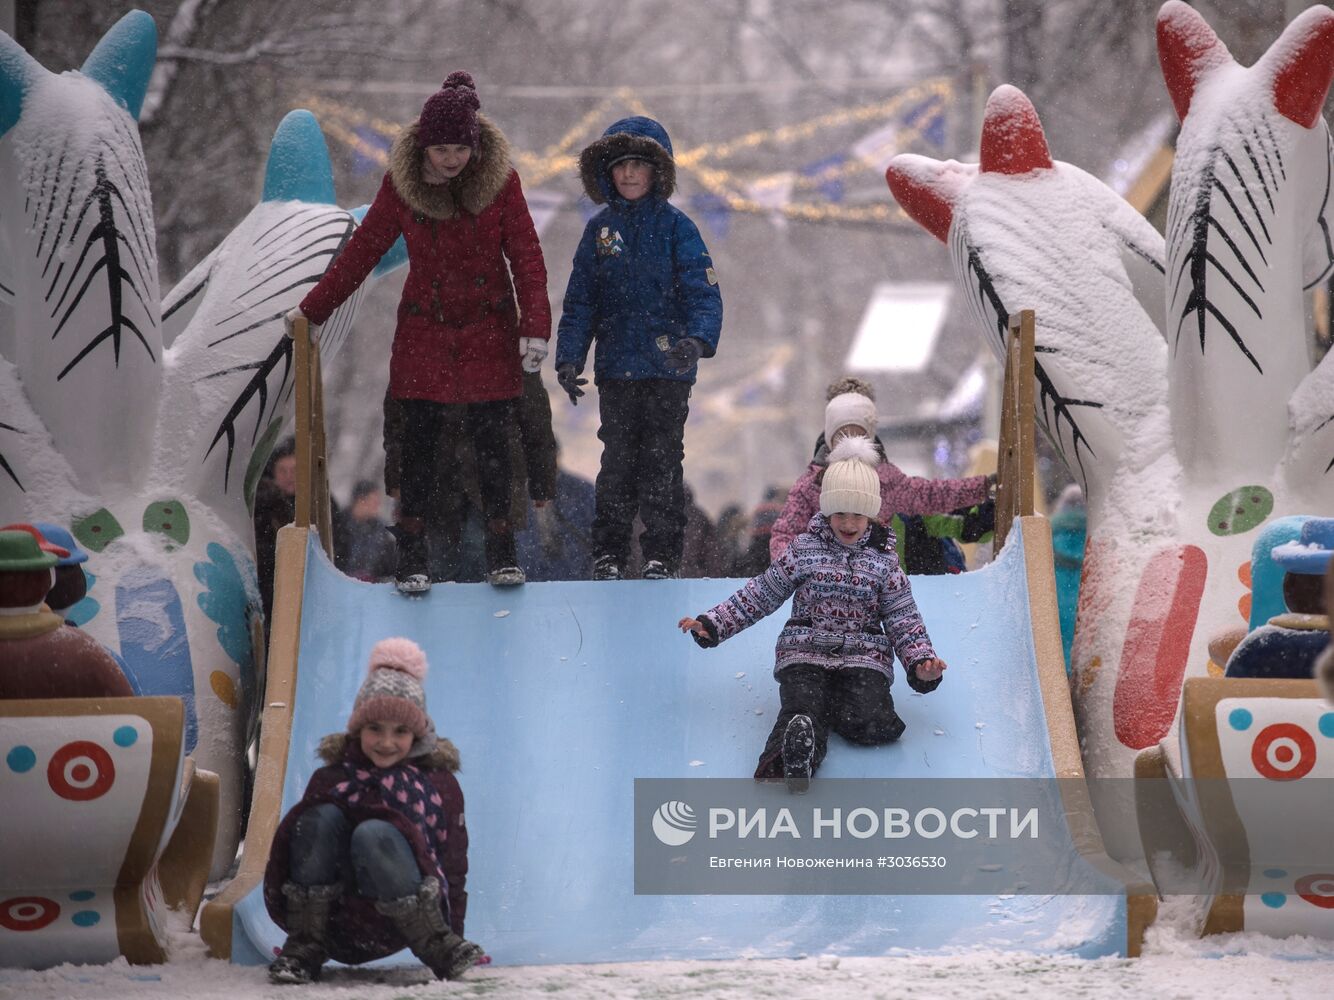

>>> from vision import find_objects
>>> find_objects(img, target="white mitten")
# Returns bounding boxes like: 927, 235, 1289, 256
519, 336, 549, 373
284, 306, 321, 344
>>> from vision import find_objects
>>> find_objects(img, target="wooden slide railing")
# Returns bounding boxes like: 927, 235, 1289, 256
292, 316, 334, 559
994, 308, 1037, 551
200, 316, 330, 958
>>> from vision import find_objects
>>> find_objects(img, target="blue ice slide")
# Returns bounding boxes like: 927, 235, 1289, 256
224, 518, 1152, 965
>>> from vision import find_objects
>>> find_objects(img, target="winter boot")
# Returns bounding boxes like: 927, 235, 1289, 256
374, 877, 484, 981
484, 522, 525, 587
641, 559, 678, 580
268, 881, 342, 984
593, 554, 622, 581
486, 565, 526, 586
392, 522, 430, 596
781, 714, 816, 795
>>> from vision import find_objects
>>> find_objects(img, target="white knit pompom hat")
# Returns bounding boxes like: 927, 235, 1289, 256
820, 436, 882, 518
346, 637, 437, 757
824, 391, 878, 446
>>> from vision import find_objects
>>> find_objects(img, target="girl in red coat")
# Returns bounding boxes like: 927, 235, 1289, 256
289, 72, 551, 593
265, 637, 481, 983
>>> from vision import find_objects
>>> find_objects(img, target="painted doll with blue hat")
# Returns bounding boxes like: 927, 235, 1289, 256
2, 522, 91, 622
1225, 517, 1333, 681
1316, 557, 1333, 703
34, 522, 90, 621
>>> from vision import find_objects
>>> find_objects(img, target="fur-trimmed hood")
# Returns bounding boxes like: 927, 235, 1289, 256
578, 115, 677, 204
390, 115, 512, 220
318, 731, 461, 772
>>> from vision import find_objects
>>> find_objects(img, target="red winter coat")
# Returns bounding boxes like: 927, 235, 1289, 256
263, 735, 469, 964
301, 117, 550, 404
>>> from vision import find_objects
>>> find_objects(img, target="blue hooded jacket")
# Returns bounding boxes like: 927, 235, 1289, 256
555, 116, 723, 383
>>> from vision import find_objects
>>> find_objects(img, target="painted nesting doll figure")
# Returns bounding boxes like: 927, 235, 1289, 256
2, 521, 90, 623
0, 530, 134, 699
1226, 518, 1333, 681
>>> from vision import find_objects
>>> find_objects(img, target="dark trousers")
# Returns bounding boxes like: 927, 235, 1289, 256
592, 379, 691, 567
754, 663, 906, 780
289, 803, 422, 901
398, 397, 517, 569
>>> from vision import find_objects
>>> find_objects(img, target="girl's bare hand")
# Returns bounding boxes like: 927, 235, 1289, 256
914, 658, 947, 682
678, 617, 706, 636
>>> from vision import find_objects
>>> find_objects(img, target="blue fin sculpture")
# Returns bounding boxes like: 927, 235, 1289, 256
79, 9, 158, 120
262, 110, 338, 206
0, 31, 38, 138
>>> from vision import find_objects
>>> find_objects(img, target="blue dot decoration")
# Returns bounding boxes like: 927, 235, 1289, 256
6, 746, 36, 773
1319, 713, 1334, 739
72, 910, 100, 927
1228, 708, 1253, 732
1263, 869, 1287, 879
1260, 892, 1286, 909
113, 726, 137, 748
69, 890, 95, 902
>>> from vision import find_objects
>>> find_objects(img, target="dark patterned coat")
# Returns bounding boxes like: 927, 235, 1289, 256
301, 117, 550, 404
697, 514, 936, 681
263, 735, 469, 964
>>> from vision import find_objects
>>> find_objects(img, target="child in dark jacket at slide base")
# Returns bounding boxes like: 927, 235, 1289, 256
680, 438, 947, 793
554, 115, 723, 581
264, 638, 482, 984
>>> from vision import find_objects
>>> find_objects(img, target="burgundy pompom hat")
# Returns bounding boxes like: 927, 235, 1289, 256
417, 70, 481, 150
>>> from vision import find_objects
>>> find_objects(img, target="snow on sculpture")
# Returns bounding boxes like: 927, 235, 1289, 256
0, 11, 384, 875
886, 2, 1334, 859
1160, 2, 1334, 486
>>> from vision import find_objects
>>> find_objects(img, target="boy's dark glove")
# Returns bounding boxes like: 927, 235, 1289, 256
905, 660, 943, 694
958, 498, 996, 542
556, 364, 587, 404
691, 614, 720, 649
664, 337, 703, 373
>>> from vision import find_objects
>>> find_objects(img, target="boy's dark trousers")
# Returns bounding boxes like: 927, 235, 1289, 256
592, 379, 691, 570
753, 663, 906, 780
398, 397, 517, 570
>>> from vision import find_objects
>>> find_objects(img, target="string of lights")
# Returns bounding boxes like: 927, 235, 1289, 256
298, 77, 953, 225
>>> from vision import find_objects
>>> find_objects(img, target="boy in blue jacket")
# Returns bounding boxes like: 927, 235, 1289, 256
555, 116, 723, 580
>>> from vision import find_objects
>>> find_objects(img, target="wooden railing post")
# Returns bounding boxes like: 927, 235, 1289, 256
994, 308, 1037, 551
290, 317, 333, 559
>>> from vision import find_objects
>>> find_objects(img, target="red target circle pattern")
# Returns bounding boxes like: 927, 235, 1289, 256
1296, 874, 1334, 909
47, 741, 116, 801
1250, 723, 1316, 781
0, 896, 60, 931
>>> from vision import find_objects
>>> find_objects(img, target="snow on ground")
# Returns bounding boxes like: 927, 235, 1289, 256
4, 901, 1334, 1000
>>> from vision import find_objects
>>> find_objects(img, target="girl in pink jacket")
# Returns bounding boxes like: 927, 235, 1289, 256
769, 385, 993, 562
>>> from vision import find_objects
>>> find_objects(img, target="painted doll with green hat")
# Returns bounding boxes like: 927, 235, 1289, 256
0, 529, 133, 699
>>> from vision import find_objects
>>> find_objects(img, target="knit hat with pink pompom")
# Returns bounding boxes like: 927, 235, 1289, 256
346, 637, 437, 755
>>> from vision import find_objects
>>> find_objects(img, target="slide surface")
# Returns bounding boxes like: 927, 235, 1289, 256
226, 519, 1145, 965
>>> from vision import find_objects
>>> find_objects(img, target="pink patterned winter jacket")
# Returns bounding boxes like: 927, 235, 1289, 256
769, 448, 989, 561
697, 514, 935, 681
